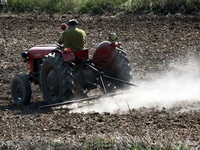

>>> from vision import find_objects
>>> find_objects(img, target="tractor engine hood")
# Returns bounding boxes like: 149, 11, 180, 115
28, 44, 57, 59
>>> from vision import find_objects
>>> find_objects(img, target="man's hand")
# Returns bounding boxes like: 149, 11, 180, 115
56, 44, 64, 50
61, 23, 67, 30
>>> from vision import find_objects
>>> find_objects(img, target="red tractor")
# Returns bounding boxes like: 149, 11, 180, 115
11, 34, 132, 106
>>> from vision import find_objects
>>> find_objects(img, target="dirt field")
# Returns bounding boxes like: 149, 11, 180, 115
0, 13, 200, 149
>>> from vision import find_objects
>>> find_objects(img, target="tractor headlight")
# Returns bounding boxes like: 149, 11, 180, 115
21, 51, 28, 62
21, 51, 28, 58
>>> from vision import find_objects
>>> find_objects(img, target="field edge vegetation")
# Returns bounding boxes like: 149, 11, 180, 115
0, 139, 189, 150
0, 0, 200, 15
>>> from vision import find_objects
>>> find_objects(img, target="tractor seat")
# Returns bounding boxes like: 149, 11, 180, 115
73, 49, 89, 61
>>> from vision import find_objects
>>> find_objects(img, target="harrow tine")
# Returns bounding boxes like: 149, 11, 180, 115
39, 95, 101, 109
39, 90, 133, 109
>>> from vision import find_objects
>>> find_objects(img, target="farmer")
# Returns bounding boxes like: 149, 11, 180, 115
58, 19, 86, 51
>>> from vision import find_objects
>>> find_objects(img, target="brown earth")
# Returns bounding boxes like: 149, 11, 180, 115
0, 13, 200, 149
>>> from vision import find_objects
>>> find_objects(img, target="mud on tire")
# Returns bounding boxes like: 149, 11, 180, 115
40, 52, 75, 104
11, 74, 32, 105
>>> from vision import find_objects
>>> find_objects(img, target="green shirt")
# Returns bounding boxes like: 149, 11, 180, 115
58, 27, 86, 51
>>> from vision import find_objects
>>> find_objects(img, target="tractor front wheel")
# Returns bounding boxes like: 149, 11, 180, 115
11, 74, 32, 105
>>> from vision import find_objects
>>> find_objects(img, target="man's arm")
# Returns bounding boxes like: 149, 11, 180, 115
82, 30, 87, 49
58, 32, 64, 44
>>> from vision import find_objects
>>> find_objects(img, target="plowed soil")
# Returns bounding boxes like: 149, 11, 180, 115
0, 13, 200, 149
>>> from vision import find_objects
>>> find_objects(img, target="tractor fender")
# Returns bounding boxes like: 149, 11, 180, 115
93, 41, 118, 70
51, 50, 75, 62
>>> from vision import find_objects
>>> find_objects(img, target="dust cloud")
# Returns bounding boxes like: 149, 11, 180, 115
71, 58, 200, 113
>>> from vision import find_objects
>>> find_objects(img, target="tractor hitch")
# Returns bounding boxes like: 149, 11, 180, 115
87, 64, 138, 88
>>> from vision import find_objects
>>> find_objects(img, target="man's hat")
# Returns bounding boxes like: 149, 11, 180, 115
68, 19, 78, 26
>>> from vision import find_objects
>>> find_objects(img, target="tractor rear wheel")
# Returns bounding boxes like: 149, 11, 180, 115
40, 52, 75, 104
11, 74, 32, 105
108, 50, 132, 89
115, 50, 132, 82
